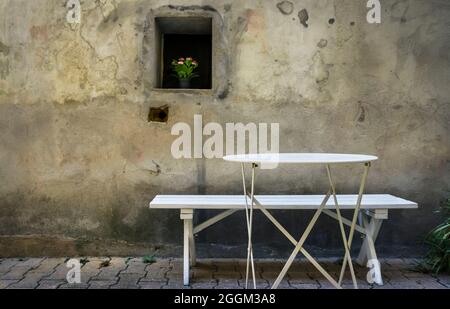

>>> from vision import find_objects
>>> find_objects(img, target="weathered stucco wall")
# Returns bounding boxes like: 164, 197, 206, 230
0, 0, 449, 257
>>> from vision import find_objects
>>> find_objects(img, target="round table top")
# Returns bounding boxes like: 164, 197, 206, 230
223, 153, 378, 164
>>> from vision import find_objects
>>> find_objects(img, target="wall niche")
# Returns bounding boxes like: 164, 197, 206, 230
156, 17, 212, 90
143, 5, 229, 98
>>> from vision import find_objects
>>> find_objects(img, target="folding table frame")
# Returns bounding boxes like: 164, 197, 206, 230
240, 162, 372, 289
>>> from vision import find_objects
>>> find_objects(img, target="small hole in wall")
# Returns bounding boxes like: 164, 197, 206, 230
148, 106, 169, 123
328, 18, 335, 25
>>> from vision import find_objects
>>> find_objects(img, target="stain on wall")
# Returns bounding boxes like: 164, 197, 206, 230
0, 0, 449, 257
277, 1, 294, 15
298, 9, 309, 28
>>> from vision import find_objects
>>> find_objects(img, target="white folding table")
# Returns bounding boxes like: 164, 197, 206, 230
223, 153, 378, 289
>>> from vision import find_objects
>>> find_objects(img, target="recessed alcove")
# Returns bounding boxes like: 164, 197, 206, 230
155, 17, 212, 90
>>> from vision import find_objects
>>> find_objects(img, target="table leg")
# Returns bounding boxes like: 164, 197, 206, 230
272, 192, 332, 289
326, 165, 358, 289
248, 194, 341, 289
241, 163, 257, 289
338, 163, 371, 286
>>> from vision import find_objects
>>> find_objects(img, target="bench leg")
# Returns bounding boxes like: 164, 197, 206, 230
188, 218, 196, 267
181, 209, 194, 286
357, 213, 384, 285
357, 214, 383, 265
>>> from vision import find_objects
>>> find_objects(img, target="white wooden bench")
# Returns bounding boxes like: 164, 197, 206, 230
150, 194, 418, 286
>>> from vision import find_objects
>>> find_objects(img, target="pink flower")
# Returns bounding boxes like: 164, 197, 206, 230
179, 58, 185, 61
186, 57, 193, 61
177, 61, 184, 65
192, 61, 198, 66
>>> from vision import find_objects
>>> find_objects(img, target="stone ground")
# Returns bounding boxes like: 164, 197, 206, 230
0, 258, 448, 289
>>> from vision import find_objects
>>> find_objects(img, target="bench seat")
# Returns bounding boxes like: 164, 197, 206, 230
150, 194, 417, 210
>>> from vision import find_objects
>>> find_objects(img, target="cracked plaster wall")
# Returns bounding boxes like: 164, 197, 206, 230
0, 0, 449, 257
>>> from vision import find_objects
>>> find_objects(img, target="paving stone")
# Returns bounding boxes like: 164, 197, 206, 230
385, 280, 425, 289
163, 281, 192, 289
214, 271, 244, 280
0, 259, 20, 275
88, 280, 117, 289
340, 277, 372, 285
370, 284, 394, 290
402, 270, 436, 280
80, 258, 105, 280
260, 271, 280, 280
436, 275, 450, 287
169, 259, 185, 274
141, 261, 169, 282
287, 272, 317, 284
110, 273, 142, 289
92, 258, 127, 281
289, 279, 322, 288
59, 283, 90, 289
119, 271, 145, 282
37, 280, 65, 289
0, 280, 20, 289
44, 258, 101, 285
7, 273, 45, 289
191, 280, 218, 289
166, 270, 184, 280
306, 271, 329, 281
319, 275, 370, 290
44, 263, 70, 280
416, 279, 447, 289
19, 258, 45, 268
234, 264, 265, 278
138, 281, 166, 289
1, 266, 33, 280
28, 258, 64, 276
341, 283, 372, 290
382, 270, 407, 282
290, 283, 321, 289
121, 258, 147, 274
147, 259, 171, 268
215, 279, 242, 289
318, 280, 340, 289
266, 280, 292, 289
238, 279, 270, 289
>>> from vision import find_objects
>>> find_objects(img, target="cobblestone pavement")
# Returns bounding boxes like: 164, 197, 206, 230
0, 258, 448, 289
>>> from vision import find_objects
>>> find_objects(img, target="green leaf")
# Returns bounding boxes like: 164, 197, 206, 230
171, 57, 200, 80
418, 195, 450, 275
80, 257, 89, 266
142, 255, 156, 264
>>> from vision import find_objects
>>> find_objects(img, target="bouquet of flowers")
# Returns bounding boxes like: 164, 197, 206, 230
171, 57, 199, 88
